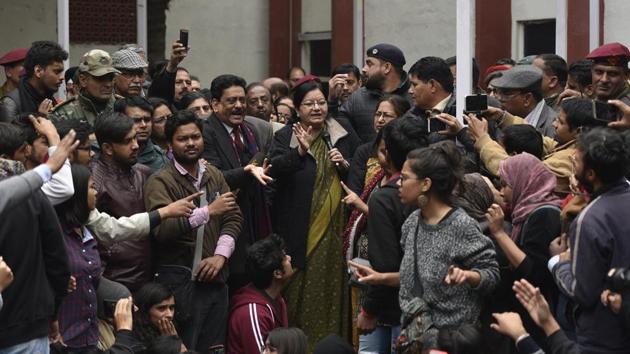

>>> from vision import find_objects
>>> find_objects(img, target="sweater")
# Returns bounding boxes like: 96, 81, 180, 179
399, 208, 499, 328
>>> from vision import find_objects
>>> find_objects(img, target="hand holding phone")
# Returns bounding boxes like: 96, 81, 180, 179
179, 29, 189, 49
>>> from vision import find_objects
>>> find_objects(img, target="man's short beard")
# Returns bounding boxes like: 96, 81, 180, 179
364, 73, 386, 90
173, 150, 201, 166
575, 169, 594, 194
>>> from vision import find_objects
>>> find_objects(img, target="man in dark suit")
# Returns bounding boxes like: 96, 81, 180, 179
202, 74, 273, 292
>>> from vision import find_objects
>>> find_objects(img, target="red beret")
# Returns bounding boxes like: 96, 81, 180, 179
484, 65, 512, 78
586, 42, 630, 67
291, 74, 321, 92
0, 48, 27, 66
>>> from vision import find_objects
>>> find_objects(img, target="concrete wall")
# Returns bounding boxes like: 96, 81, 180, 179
510, 0, 555, 58
164, 0, 269, 87
363, 0, 457, 71
603, 0, 630, 47
0, 0, 57, 82
302, 0, 331, 33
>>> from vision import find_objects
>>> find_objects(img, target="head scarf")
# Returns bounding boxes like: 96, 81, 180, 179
499, 153, 561, 240
454, 173, 494, 222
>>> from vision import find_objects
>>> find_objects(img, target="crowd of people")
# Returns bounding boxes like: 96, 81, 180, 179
0, 36, 629, 354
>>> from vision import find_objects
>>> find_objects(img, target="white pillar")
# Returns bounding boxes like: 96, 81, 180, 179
353, 0, 364, 70
455, 0, 475, 125
555, 0, 567, 58
57, 0, 70, 100
589, 0, 600, 51
137, 0, 148, 52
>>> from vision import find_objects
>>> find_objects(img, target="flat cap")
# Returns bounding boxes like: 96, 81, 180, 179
366, 43, 406, 68
78, 49, 120, 77
586, 42, 630, 67
491, 65, 543, 90
0, 48, 27, 66
111, 49, 147, 70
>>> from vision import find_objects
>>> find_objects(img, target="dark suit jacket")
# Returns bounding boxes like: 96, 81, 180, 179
535, 102, 558, 138
201, 114, 269, 277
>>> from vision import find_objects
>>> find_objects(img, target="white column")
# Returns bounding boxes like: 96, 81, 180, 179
353, 0, 364, 69
455, 0, 475, 125
555, 0, 567, 58
57, 0, 70, 100
137, 0, 148, 52
589, 0, 600, 51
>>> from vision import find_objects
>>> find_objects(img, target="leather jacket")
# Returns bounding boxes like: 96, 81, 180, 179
91, 157, 151, 291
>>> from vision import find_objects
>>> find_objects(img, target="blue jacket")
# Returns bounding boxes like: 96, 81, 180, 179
553, 179, 630, 354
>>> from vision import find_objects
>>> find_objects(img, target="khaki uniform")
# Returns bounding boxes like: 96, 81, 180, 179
475, 112, 574, 196
50, 94, 118, 127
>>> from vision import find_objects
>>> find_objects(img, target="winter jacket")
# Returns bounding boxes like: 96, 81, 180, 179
227, 284, 288, 354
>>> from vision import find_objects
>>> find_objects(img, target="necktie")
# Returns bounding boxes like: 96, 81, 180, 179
232, 125, 245, 153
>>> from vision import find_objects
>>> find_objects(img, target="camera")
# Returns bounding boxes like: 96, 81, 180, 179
606, 268, 630, 292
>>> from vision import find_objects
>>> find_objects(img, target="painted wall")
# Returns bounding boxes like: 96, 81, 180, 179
510, 0, 555, 58
603, 0, 630, 47
302, 0, 331, 33
164, 0, 269, 86
363, 0, 457, 70
0, 1, 57, 82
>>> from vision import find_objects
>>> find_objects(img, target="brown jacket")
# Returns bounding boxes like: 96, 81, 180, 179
92, 158, 151, 291
475, 112, 574, 196
144, 160, 243, 283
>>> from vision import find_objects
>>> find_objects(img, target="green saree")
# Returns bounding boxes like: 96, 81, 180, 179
285, 135, 351, 350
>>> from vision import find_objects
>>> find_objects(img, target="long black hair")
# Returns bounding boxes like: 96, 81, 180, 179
266, 327, 308, 354
54, 164, 92, 228
132, 283, 175, 348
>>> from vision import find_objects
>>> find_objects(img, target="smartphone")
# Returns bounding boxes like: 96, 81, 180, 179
348, 257, 371, 289
465, 94, 488, 114
103, 299, 118, 318
179, 29, 189, 49
594, 103, 621, 122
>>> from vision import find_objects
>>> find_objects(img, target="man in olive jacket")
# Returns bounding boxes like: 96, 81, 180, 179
144, 110, 242, 353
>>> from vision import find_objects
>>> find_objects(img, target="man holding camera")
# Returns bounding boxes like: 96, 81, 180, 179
551, 127, 630, 354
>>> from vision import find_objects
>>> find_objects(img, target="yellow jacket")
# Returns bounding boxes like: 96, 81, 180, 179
474, 112, 574, 195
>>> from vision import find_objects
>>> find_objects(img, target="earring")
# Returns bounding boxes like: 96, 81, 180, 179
417, 193, 428, 208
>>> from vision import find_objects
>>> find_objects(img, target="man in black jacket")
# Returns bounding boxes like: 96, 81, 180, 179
338, 43, 411, 143
0, 41, 68, 122
0, 122, 74, 352
202, 74, 273, 292
355, 117, 428, 351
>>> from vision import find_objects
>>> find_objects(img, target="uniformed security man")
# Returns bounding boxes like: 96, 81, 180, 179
585, 42, 630, 104
51, 49, 121, 127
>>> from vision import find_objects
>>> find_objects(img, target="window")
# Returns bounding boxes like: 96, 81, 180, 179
299, 31, 332, 78
523, 20, 556, 56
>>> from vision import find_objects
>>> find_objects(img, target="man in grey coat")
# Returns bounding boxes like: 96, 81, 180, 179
492, 65, 557, 138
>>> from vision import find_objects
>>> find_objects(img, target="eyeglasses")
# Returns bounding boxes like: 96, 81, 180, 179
301, 100, 327, 109
374, 111, 397, 120
276, 112, 291, 121
119, 70, 145, 79
494, 90, 522, 101
153, 114, 172, 124
261, 344, 278, 353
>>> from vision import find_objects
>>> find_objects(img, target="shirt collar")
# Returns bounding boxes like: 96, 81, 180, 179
173, 158, 205, 182
525, 100, 546, 127
432, 94, 452, 113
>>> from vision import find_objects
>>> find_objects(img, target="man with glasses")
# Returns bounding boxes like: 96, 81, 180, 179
114, 96, 168, 174
112, 49, 148, 98
203, 74, 273, 293
51, 50, 120, 127
491, 65, 557, 138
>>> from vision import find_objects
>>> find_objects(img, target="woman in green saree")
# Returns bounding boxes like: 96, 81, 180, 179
268, 76, 361, 349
